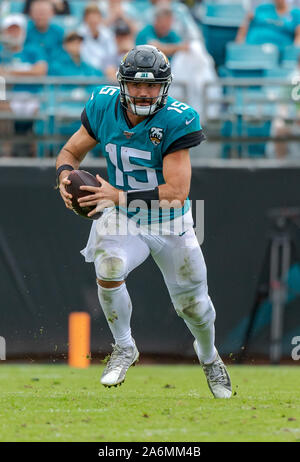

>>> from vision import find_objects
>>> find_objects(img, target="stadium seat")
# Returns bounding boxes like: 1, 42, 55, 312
221, 119, 271, 158
226, 43, 279, 71
202, 3, 246, 27
202, 25, 238, 68
219, 66, 264, 78
264, 68, 292, 79
201, 3, 247, 67
281, 46, 300, 70
48, 83, 102, 157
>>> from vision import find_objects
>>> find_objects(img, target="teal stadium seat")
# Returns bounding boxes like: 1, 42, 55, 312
226, 43, 279, 71
203, 3, 246, 27
281, 46, 300, 69
264, 68, 292, 79
221, 120, 271, 158
50, 85, 102, 157
221, 43, 279, 78
220, 42, 280, 157
201, 3, 247, 67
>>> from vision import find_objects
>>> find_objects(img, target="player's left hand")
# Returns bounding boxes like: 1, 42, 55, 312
78, 174, 125, 217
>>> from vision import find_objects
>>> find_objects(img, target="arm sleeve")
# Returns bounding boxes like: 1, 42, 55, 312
162, 106, 204, 156
80, 89, 102, 142
170, 30, 182, 44
81, 108, 97, 140
135, 26, 154, 46
162, 130, 206, 157
33, 47, 47, 64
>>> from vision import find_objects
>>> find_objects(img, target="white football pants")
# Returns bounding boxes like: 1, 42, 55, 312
81, 208, 217, 363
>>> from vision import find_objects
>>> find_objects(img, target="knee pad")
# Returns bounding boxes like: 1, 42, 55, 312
95, 251, 127, 281
173, 289, 216, 325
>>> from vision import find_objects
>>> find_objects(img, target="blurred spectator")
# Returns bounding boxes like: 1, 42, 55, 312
24, 0, 71, 15
78, 3, 118, 79
135, 3, 219, 116
170, 39, 221, 118
24, 0, 64, 62
0, 14, 47, 92
135, 5, 189, 60
98, 0, 142, 28
49, 31, 103, 77
112, 19, 135, 65
0, 14, 48, 157
48, 31, 103, 144
143, 0, 202, 42
102, 19, 134, 81
99, 0, 138, 35
236, 0, 300, 47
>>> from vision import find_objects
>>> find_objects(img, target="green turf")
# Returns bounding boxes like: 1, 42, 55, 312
0, 364, 299, 442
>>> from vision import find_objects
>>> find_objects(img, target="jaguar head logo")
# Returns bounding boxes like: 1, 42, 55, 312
149, 127, 164, 146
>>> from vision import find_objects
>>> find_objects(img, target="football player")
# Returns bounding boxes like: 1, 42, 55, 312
56, 45, 232, 398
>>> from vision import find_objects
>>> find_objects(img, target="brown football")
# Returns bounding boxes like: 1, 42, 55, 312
66, 170, 102, 220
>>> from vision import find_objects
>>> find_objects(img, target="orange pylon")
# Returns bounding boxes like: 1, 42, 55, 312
68, 312, 91, 368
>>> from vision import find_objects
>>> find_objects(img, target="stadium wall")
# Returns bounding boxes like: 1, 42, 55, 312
0, 160, 299, 360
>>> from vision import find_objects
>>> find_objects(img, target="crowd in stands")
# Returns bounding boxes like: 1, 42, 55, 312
236, 0, 300, 47
0, 0, 207, 81
0, 0, 299, 158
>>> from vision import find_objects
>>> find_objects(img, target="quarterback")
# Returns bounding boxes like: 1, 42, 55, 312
56, 45, 232, 398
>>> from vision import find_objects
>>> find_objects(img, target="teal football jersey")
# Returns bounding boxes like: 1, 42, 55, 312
81, 85, 205, 225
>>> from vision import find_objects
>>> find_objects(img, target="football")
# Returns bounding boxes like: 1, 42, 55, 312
66, 170, 102, 220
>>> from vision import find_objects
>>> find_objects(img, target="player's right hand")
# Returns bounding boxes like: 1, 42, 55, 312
59, 173, 73, 210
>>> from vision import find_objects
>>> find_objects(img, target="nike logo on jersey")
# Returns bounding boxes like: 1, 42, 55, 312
185, 117, 195, 125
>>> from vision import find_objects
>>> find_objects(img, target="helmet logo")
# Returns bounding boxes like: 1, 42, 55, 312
149, 127, 164, 146
134, 72, 155, 80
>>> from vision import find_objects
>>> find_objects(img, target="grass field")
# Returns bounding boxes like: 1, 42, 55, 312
0, 363, 299, 442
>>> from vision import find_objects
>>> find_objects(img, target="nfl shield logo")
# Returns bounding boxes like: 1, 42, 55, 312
123, 131, 134, 139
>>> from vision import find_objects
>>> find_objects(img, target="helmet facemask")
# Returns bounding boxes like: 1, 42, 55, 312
117, 45, 173, 116
121, 80, 171, 116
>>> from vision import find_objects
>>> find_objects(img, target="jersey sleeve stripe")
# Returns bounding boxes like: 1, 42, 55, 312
81, 108, 97, 140
162, 130, 206, 157
114, 95, 120, 121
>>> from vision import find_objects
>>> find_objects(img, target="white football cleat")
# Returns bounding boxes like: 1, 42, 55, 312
193, 340, 232, 399
101, 340, 139, 388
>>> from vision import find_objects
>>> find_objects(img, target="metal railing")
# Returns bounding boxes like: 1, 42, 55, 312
202, 77, 299, 129
0, 76, 299, 158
